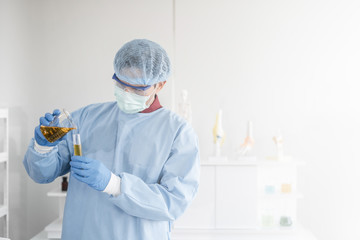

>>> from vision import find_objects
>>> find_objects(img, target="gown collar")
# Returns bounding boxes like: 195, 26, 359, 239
140, 95, 162, 113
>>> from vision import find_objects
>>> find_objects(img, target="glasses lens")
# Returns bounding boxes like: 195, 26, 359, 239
115, 81, 156, 96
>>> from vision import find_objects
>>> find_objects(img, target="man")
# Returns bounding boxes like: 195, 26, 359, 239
23, 39, 200, 240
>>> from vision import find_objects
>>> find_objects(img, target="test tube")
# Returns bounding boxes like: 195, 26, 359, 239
73, 133, 82, 156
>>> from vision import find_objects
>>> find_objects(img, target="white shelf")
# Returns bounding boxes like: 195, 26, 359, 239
0, 108, 9, 238
202, 160, 257, 166
0, 153, 8, 163
0, 205, 8, 218
174, 225, 296, 234
172, 223, 317, 240
32, 224, 317, 240
30, 230, 48, 240
45, 218, 62, 231
47, 188, 67, 198
44, 218, 62, 239
201, 159, 305, 166
259, 160, 306, 167
0, 109, 8, 118
260, 193, 304, 199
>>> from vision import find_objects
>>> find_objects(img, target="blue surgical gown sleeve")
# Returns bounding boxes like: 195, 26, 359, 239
110, 123, 200, 221
23, 136, 72, 183
23, 107, 87, 183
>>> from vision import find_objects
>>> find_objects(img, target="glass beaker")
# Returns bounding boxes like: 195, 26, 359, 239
40, 109, 76, 143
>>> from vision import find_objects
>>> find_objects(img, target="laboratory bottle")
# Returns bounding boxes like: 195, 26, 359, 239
62, 176, 68, 191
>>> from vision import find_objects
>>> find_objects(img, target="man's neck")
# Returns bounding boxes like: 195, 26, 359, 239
141, 95, 162, 113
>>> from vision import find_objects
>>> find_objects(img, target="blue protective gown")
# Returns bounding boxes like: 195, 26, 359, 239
23, 101, 200, 240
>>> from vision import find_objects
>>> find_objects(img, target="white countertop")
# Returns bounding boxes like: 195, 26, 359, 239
31, 224, 317, 240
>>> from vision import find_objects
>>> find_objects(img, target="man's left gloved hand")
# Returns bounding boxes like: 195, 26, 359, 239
70, 156, 111, 191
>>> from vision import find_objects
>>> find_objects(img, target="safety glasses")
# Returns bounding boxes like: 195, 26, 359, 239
112, 74, 156, 96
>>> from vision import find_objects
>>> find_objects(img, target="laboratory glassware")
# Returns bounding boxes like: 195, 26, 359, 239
72, 131, 82, 156
62, 176, 68, 191
40, 109, 76, 143
40, 109, 83, 156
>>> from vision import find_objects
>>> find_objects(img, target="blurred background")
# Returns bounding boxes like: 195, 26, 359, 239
0, 0, 359, 239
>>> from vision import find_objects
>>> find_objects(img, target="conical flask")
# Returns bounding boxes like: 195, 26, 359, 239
40, 109, 76, 143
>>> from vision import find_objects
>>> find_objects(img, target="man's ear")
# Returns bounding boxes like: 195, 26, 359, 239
156, 81, 166, 93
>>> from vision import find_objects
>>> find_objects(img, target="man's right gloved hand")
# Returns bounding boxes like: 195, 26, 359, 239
34, 109, 62, 147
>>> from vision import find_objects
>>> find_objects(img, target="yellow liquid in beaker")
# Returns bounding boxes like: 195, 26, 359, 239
74, 144, 82, 156
40, 126, 75, 143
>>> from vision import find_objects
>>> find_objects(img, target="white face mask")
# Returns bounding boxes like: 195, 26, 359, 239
114, 86, 156, 114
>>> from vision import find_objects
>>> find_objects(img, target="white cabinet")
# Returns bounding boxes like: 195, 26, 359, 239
175, 158, 305, 232
175, 166, 216, 229
0, 109, 9, 238
175, 160, 259, 229
215, 165, 258, 229
172, 158, 316, 239
257, 160, 303, 229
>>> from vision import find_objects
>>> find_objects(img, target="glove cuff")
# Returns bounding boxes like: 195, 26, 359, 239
34, 139, 54, 154
103, 172, 121, 197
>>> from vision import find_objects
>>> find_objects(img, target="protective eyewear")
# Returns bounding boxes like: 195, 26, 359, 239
112, 74, 152, 91
112, 74, 156, 96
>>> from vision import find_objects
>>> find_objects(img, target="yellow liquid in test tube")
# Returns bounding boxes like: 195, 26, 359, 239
74, 144, 82, 156
73, 134, 82, 156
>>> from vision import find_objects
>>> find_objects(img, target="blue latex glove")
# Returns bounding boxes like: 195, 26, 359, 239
70, 156, 111, 191
34, 109, 62, 146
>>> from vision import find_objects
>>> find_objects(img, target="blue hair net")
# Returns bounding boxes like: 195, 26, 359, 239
113, 39, 171, 86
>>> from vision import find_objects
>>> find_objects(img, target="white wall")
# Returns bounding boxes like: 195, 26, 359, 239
0, 1, 30, 239
1, 0, 360, 240
1, 0, 173, 239
176, 1, 360, 240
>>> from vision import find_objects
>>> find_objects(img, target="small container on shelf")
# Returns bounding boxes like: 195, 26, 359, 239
264, 185, 276, 195
261, 207, 277, 228
281, 183, 292, 193
262, 214, 275, 227
61, 177, 68, 192
279, 216, 293, 227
